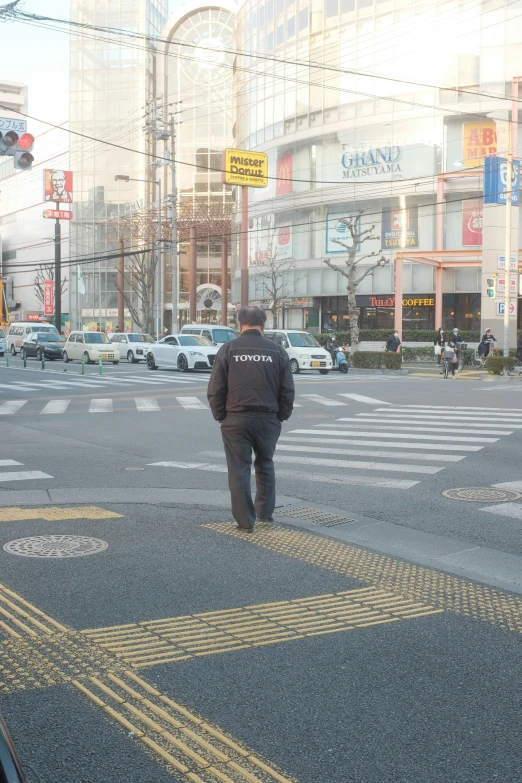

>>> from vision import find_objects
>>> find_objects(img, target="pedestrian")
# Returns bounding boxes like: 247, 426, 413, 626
385, 331, 401, 352
517, 333, 522, 362
445, 338, 458, 377
434, 327, 444, 365
207, 305, 295, 532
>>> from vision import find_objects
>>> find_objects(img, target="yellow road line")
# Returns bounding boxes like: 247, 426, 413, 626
0, 506, 122, 522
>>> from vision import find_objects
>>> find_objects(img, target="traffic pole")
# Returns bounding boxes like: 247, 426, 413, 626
54, 202, 62, 336
98, 356, 103, 376
504, 149, 513, 374
240, 186, 249, 307
81, 357, 85, 375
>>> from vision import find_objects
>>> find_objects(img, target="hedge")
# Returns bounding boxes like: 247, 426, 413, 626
316, 330, 482, 344
351, 351, 402, 370
485, 355, 517, 375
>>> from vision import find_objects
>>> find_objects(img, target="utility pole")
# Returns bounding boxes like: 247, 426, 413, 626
169, 113, 178, 333
54, 202, 61, 333
504, 121, 513, 369
156, 177, 162, 339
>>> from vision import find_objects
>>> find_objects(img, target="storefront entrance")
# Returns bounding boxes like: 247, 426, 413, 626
321, 295, 436, 332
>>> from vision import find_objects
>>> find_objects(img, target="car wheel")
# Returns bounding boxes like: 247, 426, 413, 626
290, 358, 300, 374
83, 351, 92, 365
319, 369, 329, 374
112, 361, 119, 365
127, 350, 137, 363
63, 351, 70, 363
177, 353, 189, 373
10, 345, 16, 356
147, 353, 158, 370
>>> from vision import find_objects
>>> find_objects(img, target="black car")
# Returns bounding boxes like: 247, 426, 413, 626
21, 331, 65, 361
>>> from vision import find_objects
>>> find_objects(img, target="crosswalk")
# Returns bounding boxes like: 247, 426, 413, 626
0, 372, 211, 394
149, 404, 520, 492
0, 460, 52, 483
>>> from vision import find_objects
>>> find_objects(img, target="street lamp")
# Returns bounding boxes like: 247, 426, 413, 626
115, 174, 163, 337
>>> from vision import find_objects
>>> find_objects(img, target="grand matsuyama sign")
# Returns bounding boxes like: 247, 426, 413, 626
341, 145, 402, 179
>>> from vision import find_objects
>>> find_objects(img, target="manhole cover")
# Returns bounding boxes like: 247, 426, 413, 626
442, 487, 522, 503
298, 413, 335, 419
3, 535, 108, 558
277, 506, 353, 527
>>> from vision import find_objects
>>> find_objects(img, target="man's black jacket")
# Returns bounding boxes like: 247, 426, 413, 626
207, 329, 295, 422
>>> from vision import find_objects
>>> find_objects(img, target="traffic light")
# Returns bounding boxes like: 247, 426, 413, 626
0, 131, 34, 170
486, 277, 496, 299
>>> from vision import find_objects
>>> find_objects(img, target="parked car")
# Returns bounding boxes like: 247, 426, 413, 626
109, 332, 155, 363
21, 331, 65, 361
0, 327, 5, 357
181, 324, 236, 345
264, 329, 332, 374
7, 322, 60, 355
63, 331, 120, 364
147, 334, 217, 372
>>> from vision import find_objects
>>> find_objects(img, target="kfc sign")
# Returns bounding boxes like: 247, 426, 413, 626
43, 280, 54, 316
276, 155, 293, 196
462, 199, 482, 246
44, 169, 73, 203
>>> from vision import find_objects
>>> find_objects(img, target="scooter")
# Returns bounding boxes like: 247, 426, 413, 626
333, 348, 349, 374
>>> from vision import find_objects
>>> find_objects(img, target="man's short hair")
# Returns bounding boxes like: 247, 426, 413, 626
237, 305, 267, 328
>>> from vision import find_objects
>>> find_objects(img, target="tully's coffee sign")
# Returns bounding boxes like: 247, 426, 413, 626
357, 295, 435, 308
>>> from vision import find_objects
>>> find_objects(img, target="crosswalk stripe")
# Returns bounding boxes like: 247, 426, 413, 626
282, 433, 483, 451
0, 471, 52, 482
41, 399, 71, 415
11, 381, 72, 390
338, 393, 391, 405
299, 394, 346, 407
292, 402, 303, 407
392, 405, 522, 412
175, 396, 208, 410
480, 502, 522, 520
354, 414, 520, 429
135, 398, 161, 412
0, 400, 27, 415
89, 399, 113, 413
375, 407, 522, 419
336, 419, 513, 435
201, 450, 441, 474
276, 443, 464, 462
297, 427, 498, 443
367, 411, 522, 424
0, 460, 23, 466
147, 461, 418, 489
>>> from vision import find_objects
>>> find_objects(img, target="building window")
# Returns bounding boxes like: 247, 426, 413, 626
325, 0, 338, 18
287, 16, 296, 37
276, 23, 284, 45
298, 7, 309, 30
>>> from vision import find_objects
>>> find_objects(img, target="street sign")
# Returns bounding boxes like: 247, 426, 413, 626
495, 278, 517, 294
497, 254, 518, 270
221, 148, 268, 188
484, 156, 520, 205
496, 301, 517, 317
43, 280, 54, 316
0, 117, 26, 133
43, 209, 72, 220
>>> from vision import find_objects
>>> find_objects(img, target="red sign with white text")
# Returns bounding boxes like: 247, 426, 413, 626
276, 154, 293, 196
43, 209, 72, 220
43, 280, 54, 316
462, 199, 483, 246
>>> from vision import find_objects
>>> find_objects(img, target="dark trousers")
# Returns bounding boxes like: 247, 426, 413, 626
220, 414, 281, 528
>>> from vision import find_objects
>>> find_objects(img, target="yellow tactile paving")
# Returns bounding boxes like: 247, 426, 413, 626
205, 523, 522, 635
0, 506, 122, 523
81, 586, 442, 667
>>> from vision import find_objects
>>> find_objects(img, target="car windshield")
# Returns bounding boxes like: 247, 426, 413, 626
84, 333, 111, 344
32, 325, 58, 333
287, 332, 320, 348
191, 335, 212, 346
128, 334, 155, 343
37, 333, 63, 342
177, 336, 206, 346
212, 329, 235, 342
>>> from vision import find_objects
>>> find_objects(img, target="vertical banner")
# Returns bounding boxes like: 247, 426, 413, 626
381, 207, 419, 248
462, 199, 483, 245
462, 121, 497, 169
43, 280, 54, 315
276, 154, 293, 196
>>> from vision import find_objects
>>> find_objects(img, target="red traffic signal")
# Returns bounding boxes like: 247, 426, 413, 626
17, 133, 34, 150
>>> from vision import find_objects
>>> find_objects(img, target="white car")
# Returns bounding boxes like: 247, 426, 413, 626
63, 331, 120, 364
264, 329, 332, 374
109, 332, 155, 363
146, 334, 218, 372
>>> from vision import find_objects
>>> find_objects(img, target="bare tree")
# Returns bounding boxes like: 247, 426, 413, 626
115, 249, 156, 335
34, 264, 68, 305
251, 231, 299, 328
323, 212, 388, 351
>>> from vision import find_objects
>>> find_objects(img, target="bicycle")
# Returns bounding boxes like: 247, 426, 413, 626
471, 343, 498, 369
441, 348, 450, 379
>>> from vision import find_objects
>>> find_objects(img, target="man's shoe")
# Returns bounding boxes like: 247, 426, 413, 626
255, 517, 274, 523
236, 524, 255, 532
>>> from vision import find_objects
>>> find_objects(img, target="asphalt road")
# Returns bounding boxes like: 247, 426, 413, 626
0, 357, 521, 783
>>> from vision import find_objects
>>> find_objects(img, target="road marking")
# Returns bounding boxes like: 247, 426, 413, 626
299, 394, 346, 407
276, 443, 464, 462
147, 461, 417, 488
41, 399, 71, 415
0, 471, 52, 482
0, 506, 122, 522
289, 427, 498, 443
89, 399, 113, 413
0, 400, 27, 415
0, 460, 23, 467
0, 383, 40, 391
363, 412, 522, 426
354, 414, 520, 430
396, 404, 522, 411
272, 454, 442, 474
336, 419, 512, 436
175, 397, 208, 410
9, 381, 73, 390
480, 502, 522, 520
282, 433, 483, 452
135, 398, 161, 412
338, 393, 391, 405
377, 407, 522, 418
493, 481, 522, 491
205, 523, 522, 635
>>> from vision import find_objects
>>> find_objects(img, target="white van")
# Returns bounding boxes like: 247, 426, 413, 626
181, 324, 236, 345
264, 329, 332, 374
7, 322, 59, 355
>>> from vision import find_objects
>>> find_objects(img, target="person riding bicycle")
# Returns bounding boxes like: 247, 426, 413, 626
478, 328, 497, 358
450, 328, 464, 370
444, 338, 459, 378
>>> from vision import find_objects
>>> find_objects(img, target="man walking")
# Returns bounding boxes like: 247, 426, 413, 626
207, 306, 295, 532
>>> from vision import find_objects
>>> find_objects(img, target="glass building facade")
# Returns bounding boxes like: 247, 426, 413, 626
69, 0, 168, 332
232, 0, 522, 331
